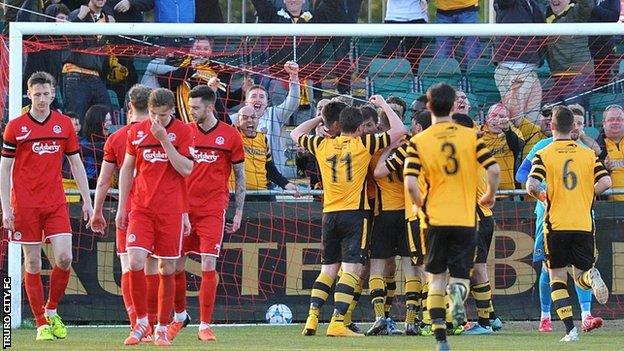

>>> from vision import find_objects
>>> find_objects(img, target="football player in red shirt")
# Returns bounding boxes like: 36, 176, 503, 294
167, 85, 246, 342
1, 71, 93, 341
116, 88, 194, 346
90, 84, 162, 330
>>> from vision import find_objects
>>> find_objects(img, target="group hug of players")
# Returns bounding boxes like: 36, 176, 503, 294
289, 83, 612, 350
0, 71, 613, 349
1, 71, 248, 346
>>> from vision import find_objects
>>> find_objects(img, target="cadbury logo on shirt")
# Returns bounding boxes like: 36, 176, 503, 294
193, 150, 219, 163
32, 141, 61, 155
143, 149, 168, 163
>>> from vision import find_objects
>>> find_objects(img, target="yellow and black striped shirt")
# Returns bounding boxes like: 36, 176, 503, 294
404, 122, 497, 227
299, 133, 390, 213
385, 142, 425, 221
529, 140, 609, 233
371, 142, 406, 213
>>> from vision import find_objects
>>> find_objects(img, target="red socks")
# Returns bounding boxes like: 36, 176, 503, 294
45, 266, 70, 310
174, 271, 187, 314
199, 270, 219, 324
146, 274, 159, 326
121, 272, 136, 327
129, 269, 147, 320
157, 274, 175, 326
24, 272, 47, 327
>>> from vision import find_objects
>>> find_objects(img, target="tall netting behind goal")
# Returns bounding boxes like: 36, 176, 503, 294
2, 23, 624, 326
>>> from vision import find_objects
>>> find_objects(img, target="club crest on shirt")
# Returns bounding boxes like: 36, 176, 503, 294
127, 234, 136, 243
194, 150, 219, 163
167, 133, 177, 142
215, 136, 225, 145
143, 149, 169, 163
32, 141, 61, 155
53, 125, 62, 134
12, 231, 21, 240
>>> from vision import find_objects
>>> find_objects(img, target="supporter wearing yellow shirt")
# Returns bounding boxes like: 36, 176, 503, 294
511, 109, 551, 160
480, 103, 524, 190
599, 105, 624, 201
231, 105, 299, 195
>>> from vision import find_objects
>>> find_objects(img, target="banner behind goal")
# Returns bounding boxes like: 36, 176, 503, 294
2, 23, 624, 326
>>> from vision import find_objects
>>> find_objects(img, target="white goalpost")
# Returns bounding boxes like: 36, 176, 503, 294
7, 21, 624, 328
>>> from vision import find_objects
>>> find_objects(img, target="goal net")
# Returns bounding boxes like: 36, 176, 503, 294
1, 22, 624, 326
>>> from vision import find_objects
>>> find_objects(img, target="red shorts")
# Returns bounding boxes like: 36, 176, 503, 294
126, 210, 184, 259
116, 226, 127, 255
183, 209, 226, 256
11, 204, 72, 244
116, 205, 132, 255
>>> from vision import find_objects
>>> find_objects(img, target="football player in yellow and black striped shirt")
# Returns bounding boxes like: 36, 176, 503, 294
291, 97, 405, 337
371, 110, 432, 336
404, 83, 500, 351
526, 106, 612, 342
451, 113, 502, 334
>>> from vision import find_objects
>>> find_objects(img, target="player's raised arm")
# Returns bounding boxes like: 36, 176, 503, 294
0, 156, 15, 231
593, 157, 612, 196
369, 94, 405, 143
526, 154, 545, 200
290, 116, 323, 143
151, 119, 193, 177
373, 147, 394, 179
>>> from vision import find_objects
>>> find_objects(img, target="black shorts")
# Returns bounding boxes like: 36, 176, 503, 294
424, 226, 477, 279
474, 216, 494, 264
407, 220, 425, 265
321, 210, 371, 265
370, 210, 410, 259
545, 230, 595, 271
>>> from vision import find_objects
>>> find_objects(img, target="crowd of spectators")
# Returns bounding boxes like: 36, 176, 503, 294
1, 0, 624, 200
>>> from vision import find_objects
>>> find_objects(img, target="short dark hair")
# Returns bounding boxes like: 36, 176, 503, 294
148, 88, 175, 109
189, 85, 216, 105
540, 107, 553, 118
339, 107, 363, 134
44, 3, 70, 20
128, 84, 151, 113
427, 83, 456, 117
65, 111, 79, 120
27, 71, 54, 88
414, 111, 432, 130
387, 96, 407, 118
451, 113, 474, 128
359, 104, 379, 125
552, 106, 574, 134
567, 103, 585, 117
322, 101, 347, 126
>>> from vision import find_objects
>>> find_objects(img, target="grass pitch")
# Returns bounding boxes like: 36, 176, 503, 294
10, 321, 624, 351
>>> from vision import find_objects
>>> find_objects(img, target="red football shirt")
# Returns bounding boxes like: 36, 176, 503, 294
103, 123, 134, 167
126, 118, 193, 214
187, 121, 244, 212
103, 123, 136, 213
1, 111, 80, 208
